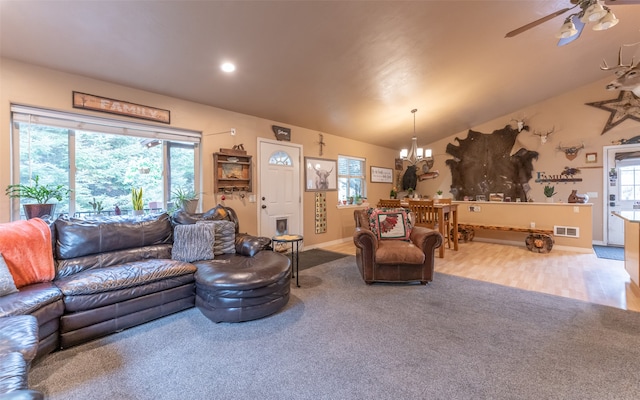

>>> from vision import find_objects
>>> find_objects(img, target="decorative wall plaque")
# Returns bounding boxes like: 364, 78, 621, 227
72, 91, 170, 124
315, 192, 327, 234
272, 125, 291, 141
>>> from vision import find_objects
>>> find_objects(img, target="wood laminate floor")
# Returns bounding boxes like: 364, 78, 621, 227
322, 240, 640, 313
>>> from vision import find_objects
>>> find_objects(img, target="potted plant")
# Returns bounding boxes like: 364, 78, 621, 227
407, 187, 414, 199
172, 187, 199, 214
89, 197, 104, 215
131, 187, 144, 215
4, 175, 70, 219
436, 190, 443, 199
390, 187, 397, 199
543, 185, 556, 203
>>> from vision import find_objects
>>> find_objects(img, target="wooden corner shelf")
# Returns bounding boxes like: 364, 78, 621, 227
213, 152, 252, 193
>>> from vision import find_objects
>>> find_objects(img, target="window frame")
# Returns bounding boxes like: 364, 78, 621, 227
337, 154, 366, 201
10, 104, 202, 220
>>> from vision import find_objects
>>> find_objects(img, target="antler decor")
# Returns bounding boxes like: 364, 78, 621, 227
556, 142, 585, 160
600, 43, 640, 97
533, 127, 555, 144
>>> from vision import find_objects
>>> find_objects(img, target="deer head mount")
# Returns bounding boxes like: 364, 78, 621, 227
510, 117, 529, 132
601, 43, 640, 97
533, 127, 555, 144
556, 142, 585, 160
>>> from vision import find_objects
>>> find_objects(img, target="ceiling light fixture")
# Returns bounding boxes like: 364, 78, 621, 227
400, 109, 434, 170
220, 62, 236, 73
555, 0, 618, 40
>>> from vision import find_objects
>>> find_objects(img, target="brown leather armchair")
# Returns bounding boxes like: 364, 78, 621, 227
353, 209, 442, 284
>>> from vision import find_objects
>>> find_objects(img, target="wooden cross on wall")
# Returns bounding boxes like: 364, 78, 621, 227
318, 133, 325, 156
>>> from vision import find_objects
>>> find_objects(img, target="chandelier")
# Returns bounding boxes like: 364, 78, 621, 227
399, 109, 434, 170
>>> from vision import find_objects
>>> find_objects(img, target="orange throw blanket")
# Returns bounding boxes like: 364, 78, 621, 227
0, 218, 55, 288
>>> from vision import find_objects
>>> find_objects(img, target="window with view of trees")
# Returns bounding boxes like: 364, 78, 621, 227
10, 106, 200, 220
338, 155, 365, 202
620, 165, 640, 201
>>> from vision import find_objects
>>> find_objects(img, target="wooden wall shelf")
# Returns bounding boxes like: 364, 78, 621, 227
213, 152, 252, 192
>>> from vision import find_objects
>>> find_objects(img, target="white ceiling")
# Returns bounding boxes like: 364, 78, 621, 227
2, 1, 640, 151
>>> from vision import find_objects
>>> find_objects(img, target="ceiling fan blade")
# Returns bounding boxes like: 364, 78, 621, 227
604, 1, 640, 5
557, 17, 585, 46
505, 7, 572, 38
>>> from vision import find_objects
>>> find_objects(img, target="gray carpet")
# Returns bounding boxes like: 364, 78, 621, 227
297, 248, 349, 271
593, 245, 624, 261
30, 256, 640, 400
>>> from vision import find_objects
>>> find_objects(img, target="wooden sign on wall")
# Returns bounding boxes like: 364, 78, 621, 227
72, 91, 171, 124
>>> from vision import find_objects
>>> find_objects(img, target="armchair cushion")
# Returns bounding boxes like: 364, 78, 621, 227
369, 208, 412, 241
376, 241, 425, 264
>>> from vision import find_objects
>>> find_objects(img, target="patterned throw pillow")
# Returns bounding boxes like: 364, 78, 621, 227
0, 253, 19, 297
197, 220, 236, 255
172, 224, 215, 262
370, 208, 412, 241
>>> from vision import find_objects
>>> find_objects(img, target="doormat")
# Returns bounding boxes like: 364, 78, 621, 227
593, 245, 624, 261
298, 249, 349, 271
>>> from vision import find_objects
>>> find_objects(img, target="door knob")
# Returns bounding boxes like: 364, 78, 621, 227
261, 205, 267, 209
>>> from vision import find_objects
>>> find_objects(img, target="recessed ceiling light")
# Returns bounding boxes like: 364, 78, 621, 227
220, 62, 236, 73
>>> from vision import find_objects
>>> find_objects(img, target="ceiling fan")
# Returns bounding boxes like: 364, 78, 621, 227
505, 0, 640, 46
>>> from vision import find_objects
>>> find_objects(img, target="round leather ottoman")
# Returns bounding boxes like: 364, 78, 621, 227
193, 251, 291, 322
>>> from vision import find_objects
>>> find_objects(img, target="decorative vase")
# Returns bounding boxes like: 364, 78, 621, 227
23, 204, 55, 220
132, 209, 145, 216
182, 198, 199, 214
545, 197, 553, 203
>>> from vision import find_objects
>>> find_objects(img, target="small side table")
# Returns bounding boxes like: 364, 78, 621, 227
272, 234, 303, 287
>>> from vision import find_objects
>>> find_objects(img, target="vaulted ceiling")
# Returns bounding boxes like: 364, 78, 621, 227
2, 1, 640, 150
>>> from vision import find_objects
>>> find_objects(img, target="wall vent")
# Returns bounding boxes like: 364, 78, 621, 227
554, 225, 579, 238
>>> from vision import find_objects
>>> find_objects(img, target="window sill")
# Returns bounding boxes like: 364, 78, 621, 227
336, 202, 370, 209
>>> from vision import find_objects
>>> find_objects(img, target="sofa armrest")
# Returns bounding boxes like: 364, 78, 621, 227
353, 227, 378, 253
409, 226, 443, 255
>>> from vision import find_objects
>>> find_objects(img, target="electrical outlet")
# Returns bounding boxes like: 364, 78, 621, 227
230, 128, 236, 136
249, 194, 256, 203
468, 206, 481, 212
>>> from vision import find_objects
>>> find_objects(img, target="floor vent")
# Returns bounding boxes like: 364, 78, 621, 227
554, 225, 579, 238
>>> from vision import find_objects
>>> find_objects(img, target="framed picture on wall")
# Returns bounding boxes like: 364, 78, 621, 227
586, 152, 597, 163
370, 166, 393, 183
305, 157, 337, 191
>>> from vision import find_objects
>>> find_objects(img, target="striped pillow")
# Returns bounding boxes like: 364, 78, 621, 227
172, 224, 215, 262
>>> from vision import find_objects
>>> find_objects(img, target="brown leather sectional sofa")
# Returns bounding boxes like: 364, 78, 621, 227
0, 207, 284, 399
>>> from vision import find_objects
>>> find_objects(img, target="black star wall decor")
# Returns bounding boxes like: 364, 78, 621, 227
586, 91, 640, 135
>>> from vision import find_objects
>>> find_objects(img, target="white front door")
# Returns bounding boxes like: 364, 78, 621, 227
604, 144, 640, 246
257, 139, 303, 238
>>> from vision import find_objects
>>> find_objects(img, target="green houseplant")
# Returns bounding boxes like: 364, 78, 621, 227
171, 187, 199, 214
131, 187, 144, 215
543, 185, 556, 203
5, 175, 70, 219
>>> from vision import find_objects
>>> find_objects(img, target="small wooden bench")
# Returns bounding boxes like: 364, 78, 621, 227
457, 223, 554, 253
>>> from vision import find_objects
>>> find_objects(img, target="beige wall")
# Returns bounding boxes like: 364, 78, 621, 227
455, 201, 593, 251
416, 76, 638, 243
2, 57, 636, 245
0, 58, 397, 246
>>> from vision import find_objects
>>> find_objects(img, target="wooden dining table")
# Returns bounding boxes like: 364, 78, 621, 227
401, 200, 459, 258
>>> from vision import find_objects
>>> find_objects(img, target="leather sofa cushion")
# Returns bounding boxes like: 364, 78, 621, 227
375, 241, 425, 265
54, 259, 196, 296
55, 244, 173, 279
54, 213, 173, 260
0, 283, 62, 318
